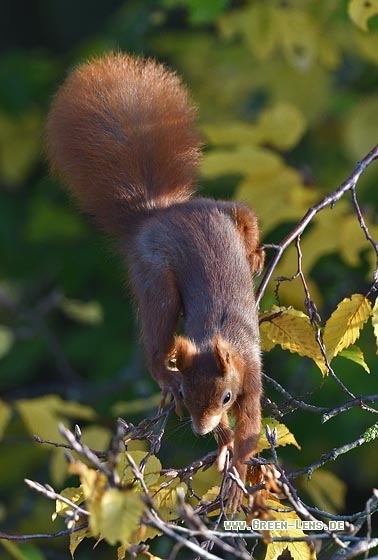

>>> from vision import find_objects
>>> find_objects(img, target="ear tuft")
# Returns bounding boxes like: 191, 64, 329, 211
174, 336, 197, 373
213, 334, 233, 375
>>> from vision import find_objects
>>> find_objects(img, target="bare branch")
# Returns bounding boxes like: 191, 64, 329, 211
256, 144, 378, 304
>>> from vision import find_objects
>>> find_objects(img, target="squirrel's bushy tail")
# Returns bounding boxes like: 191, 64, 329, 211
46, 53, 201, 235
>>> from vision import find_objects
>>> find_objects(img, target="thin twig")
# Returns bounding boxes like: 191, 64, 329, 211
256, 144, 378, 304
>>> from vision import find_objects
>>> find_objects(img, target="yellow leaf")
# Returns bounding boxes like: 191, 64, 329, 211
323, 294, 372, 361
70, 524, 91, 558
260, 307, 323, 366
151, 479, 188, 522
0, 111, 42, 185
99, 488, 144, 546
263, 499, 317, 560
373, 297, 378, 354
53, 486, 84, 521
257, 103, 306, 150
301, 470, 346, 515
0, 400, 11, 440
118, 451, 162, 486
348, 0, 378, 31
279, 8, 317, 70
201, 485, 221, 504
61, 298, 104, 325
112, 394, 161, 416
0, 325, 14, 359
338, 214, 378, 268
258, 418, 301, 453
343, 96, 378, 160
68, 461, 107, 538
354, 31, 378, 63
202, 121, 261, 146
201, 146, 283, 179
240, 4, 278, 61
236, 164, 318, 236
16, 395, 96, 441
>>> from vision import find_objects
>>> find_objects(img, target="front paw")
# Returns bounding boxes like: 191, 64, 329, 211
216, 439, 234, 472
224, 474, 245, 513
158, 372, 184, 418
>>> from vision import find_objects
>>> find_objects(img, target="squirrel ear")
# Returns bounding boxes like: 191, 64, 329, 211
174, 336, 197, 373
213, 334, 233, 375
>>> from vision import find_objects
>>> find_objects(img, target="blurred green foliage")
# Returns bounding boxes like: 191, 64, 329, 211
0, 0, 377, 558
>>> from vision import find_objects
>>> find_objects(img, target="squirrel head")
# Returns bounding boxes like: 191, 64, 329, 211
173, 334, 243, 435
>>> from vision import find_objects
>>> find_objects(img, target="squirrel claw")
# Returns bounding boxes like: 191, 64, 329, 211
225, 477, 244, 513
159, 387, 183, 419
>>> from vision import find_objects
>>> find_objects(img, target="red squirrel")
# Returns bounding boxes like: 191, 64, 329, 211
46, 53, 265, 509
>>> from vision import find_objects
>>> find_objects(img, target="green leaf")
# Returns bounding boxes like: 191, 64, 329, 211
0, 400, 12, 440
338, 345, 370, 373
0, 325, 14, 359
61, 298, 104, 325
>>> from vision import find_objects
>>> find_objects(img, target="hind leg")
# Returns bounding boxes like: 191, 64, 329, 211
217, 201, 265, 273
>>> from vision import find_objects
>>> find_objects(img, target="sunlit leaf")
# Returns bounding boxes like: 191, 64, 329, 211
202, 121, 261, 146
301, 470, 346, 514
338, 214, 374, 267
354, 31, 378, 63
118, 451, 162, 486
53, 487, 84, 521
16, 395, 96, 441
50, 425, 111, 485
348, 0, 378, 31
256, 102, 307, 150
0, 325, 14, 359
260, 307, 323, 368
70, 524, 92, 558
343, 96, 378, 160
201, 145, 283, 179
372, 297, 378, 354
151, 479, 187, 522
99, 488, 144, 546
323, 294, 372, 361
61, 298, 104, 326
0, 400, 11, 440
236, 164, 318, 236
279, 8, 317, 70
0, 111, 42, 185
238, 4, 278, 61
68, 461, 107, 538
257, 418, 301, 453
264, 498, 317, 560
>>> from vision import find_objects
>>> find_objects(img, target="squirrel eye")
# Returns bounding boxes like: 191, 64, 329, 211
222, 391, 232, 405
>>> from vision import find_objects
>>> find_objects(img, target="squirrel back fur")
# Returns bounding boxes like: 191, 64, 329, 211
46, 53, 202, 235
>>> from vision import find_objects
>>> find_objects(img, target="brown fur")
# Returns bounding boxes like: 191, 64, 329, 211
46, 53, 265, 510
